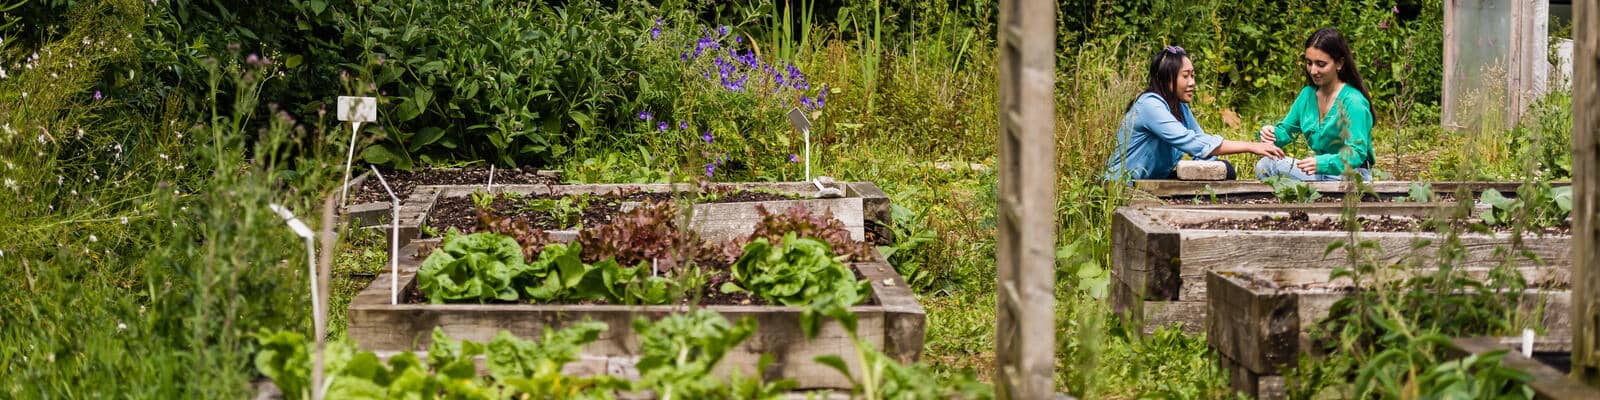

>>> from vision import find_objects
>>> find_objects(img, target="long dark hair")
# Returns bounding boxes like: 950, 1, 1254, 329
1304, 27, 1374, 121
1125, 46, 1188, 124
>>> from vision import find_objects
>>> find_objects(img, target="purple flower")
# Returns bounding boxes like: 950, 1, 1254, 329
1378, 21, 1388, 29
702, 131, 713, 144
800, 96, 813, 110
734, 35, 742, 44
638, 111, 653, 121
705, 163, 716, 178
658, 122, 668, 132
1392, 5, 1399, 14
679, 121, 689, 130
789, 153, 800, 163
719, 25, 729, 36
651, 26, 661, 40
93, 91, 102, 100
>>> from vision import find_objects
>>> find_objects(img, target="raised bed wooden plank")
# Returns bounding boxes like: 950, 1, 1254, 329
1445, 337, 1600, 400
1113, 206, 1571, 305
1206, 270, 1571, 377
347, 245, 923, 390
1133, 180, 1565, 198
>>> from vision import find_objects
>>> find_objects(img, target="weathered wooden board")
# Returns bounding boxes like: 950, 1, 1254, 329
1207, 271, 1298, 375
1133, 180, 1564, 198
1206, 270, 1571, 377
1446, 337, 1600, 400
347, 247, 923, 389
1113, 206, 1571, 306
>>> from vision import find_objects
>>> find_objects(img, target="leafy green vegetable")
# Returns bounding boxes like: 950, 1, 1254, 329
253, 330, 311, 400
1263, 175, 1322, 203
1479, 189, 1520, 226
417, 231, 527, 303
634, 310, 792, 400
725, 233, 870, 308
1404, 181, 1434, 203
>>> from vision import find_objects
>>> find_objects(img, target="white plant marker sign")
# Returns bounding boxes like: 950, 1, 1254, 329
337, 96, 378, 207
267, 203, 323, 399
369, 166, 401, 305
487, 164, 495, 192
786, 108, 813, 181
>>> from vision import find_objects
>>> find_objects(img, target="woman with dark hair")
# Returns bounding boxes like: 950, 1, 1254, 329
1105, 46, 1284, 181
1255, 27, 1376, 181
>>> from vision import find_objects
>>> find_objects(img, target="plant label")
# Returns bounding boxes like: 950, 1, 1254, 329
337, 96, 377, 122
786, 108, 811, 132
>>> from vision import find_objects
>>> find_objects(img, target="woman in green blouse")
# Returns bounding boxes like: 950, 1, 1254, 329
1256, 27, 1375, 181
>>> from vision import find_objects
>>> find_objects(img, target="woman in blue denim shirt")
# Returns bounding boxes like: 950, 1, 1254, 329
1105, 46, 1284, 181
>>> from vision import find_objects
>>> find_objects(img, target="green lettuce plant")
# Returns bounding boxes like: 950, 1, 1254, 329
723, 232, 870, 307
416, 232, 526, 303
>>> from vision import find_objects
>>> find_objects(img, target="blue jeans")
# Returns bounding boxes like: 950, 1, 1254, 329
1255, 157, 1371, 181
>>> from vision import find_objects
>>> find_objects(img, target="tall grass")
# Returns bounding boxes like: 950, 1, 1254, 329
1, 2, 341, 396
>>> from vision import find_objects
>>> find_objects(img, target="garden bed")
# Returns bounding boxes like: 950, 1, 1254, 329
346, 242, 924, 390
376, 181, 890, 250
339, 167, 563, 227
1111, 206, 1570, 333
423, 189, 803, 236
1131, 180, 1565, 206
1206, 269, 1570, 399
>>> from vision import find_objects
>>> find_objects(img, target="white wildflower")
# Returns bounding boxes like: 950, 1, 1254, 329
121, 216, 128, 225
76, 128, 83, 138
3, 178, 14, 189
89, 234, 97, 243
158, 153, 168, 161
0, 66, 7, 79
117, 322, 127, 331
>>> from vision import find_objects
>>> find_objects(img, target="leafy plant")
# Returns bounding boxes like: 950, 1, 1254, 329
633, 309, 793, 400
416, 231, 526, 303
1404, 181, 1434, 203
878, 204, 938, 290
1480, 184, 1571, 228
746, 204, 871, 261
254, 324, 620, 400
724, 233, 870, 308
520, 193, 593, 230
577, 201, 703, 270
1263, 175, 1322, 203
1056, 237, 1110, 300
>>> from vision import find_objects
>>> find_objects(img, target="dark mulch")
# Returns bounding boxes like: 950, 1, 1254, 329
1179, 210, 1571, 235
423, 190, 801, 237
348, 166, 559, 205
1168, 192, 1460, 205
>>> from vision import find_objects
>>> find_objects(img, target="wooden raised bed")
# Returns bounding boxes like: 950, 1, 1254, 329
1133, 180, 1550, 198
346, 243, 923, 390
384, 181, 890, 250
1206, 269, 1570, 399
1111, 206, 1571, 333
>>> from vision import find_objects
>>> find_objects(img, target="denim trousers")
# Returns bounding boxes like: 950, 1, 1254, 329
1254, 157, 1371, 181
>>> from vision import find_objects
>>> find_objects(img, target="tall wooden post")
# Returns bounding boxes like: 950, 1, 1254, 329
1572, 0, 1600, 385
995, 0, 1056, 398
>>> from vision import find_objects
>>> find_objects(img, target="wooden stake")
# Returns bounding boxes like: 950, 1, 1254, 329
996, 0, 1056, 397
1572, 0, 1600, 385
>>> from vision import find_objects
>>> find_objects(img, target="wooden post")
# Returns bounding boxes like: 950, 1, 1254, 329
996, 0, 1056, 398
1573, 0, 1600, 385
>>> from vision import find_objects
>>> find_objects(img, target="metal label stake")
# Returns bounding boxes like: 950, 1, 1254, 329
337, 96, 377, 207
369, 166, 402, 305
786, 108, 813, 181
268, 203, 321, 399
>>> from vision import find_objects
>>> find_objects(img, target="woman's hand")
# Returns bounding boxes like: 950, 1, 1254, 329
1250, 143, 1286, 159
1258, 125, 1276, 143
1295, 157, 1318, 174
